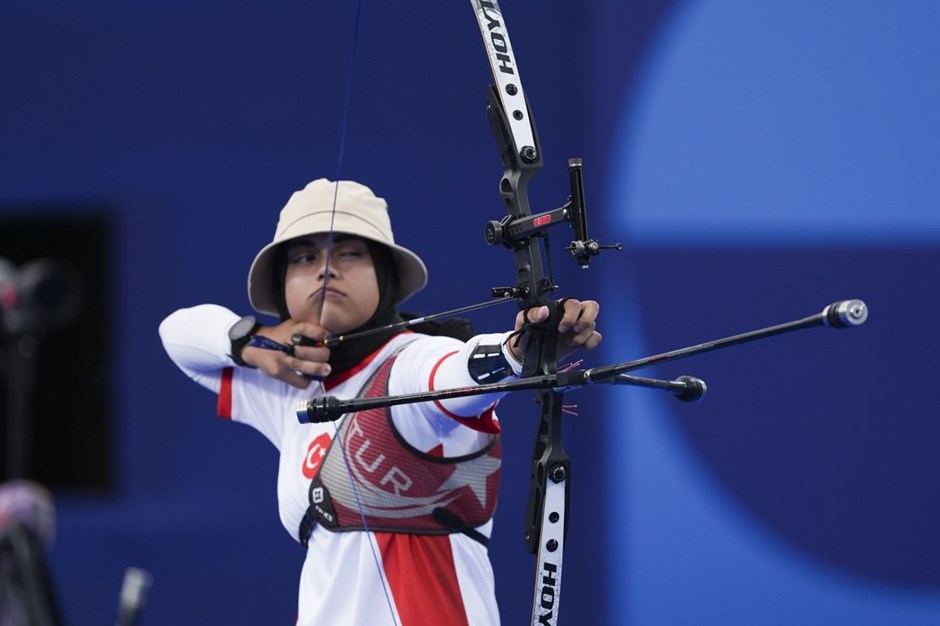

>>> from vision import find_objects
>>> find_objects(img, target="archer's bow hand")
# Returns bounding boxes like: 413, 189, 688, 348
507, 298, 602, 365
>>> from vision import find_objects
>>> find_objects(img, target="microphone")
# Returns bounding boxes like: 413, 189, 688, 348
115, 567, 153, 626
822, 299, 868, 328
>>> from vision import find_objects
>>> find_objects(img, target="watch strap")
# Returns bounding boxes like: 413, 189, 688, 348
228, 316, 262, 367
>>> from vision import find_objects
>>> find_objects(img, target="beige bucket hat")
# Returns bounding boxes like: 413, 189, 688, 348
248, 179, 428, 316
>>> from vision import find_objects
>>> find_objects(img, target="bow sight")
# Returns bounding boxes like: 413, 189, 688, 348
484, 158, 624, 277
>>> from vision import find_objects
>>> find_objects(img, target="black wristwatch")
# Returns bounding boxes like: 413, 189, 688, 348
228, 315, 262, 367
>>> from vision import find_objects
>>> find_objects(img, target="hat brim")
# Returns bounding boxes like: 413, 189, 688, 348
248, 231, 428, 317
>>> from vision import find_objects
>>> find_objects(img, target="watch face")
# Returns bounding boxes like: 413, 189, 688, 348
228, 316, 257, 341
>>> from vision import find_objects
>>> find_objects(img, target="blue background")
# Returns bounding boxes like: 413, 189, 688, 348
2, 1, 938, 624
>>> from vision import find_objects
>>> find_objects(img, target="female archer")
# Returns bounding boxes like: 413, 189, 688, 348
159, 178, 601, 625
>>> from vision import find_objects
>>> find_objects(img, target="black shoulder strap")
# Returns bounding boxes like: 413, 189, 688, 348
432, 507, 489, 547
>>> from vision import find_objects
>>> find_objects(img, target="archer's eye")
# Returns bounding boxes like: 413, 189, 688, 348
290, 250, 319, 265
332, 241, 369, 260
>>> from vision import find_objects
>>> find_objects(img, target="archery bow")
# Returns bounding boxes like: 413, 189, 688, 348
298, 3, 868, 625
471, 3, 619, 624
471, 0, 571, 621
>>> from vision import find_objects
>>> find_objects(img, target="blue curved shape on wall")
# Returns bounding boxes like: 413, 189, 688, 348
604, 1, 940, 623
612, 0, 940, 246
607, 300, 940, 625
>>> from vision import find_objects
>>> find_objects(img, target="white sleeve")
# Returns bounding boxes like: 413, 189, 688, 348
158, 304, 290, 449
389, 332, 520, 441
158, 304, 240, 393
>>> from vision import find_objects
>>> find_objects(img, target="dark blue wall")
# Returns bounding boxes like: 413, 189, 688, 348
2, 1, 938, 624
597, 1, 940, 624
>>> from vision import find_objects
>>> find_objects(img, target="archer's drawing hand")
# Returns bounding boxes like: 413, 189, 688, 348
242, 320, 332, 389
508, 299, 602, 365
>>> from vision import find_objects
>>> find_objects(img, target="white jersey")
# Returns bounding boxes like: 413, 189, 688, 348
160, 304, 521, 626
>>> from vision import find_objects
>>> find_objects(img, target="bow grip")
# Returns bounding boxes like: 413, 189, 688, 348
520, 299, 566, 378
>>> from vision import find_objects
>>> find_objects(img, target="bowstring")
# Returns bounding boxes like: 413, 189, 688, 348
318, 0, 363, 317
318, 1, 401, 623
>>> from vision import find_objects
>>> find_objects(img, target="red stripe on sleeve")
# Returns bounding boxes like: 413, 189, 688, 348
375, 532, 469, 626
473, 406, 501, 433
428, 352, 501, 434
217, 367, 234, 419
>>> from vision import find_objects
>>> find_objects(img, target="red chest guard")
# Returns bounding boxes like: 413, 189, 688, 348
299, 353, 502, 546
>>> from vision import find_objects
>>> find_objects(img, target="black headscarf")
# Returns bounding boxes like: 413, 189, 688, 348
271, 239, 401, 374
325, 241, 406, 373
